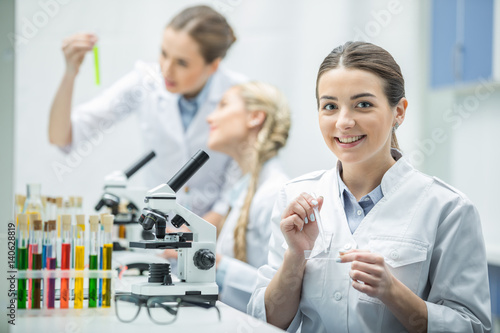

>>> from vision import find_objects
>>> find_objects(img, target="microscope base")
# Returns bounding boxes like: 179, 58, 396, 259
131, 282, 219, 304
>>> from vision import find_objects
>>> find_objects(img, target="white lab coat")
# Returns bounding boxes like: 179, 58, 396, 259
68, 60, 246, 216
248, 153, 492, 332
217, 157, 288, 312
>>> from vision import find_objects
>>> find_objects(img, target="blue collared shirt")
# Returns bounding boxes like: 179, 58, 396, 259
337, 165, 384, 234
177, 77, 212, 131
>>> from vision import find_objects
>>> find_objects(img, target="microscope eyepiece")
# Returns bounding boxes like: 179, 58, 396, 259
124, 151, 156, 179
167, 150, 209, 193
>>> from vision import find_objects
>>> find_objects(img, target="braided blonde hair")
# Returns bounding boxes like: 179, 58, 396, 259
231, 81, 291, 262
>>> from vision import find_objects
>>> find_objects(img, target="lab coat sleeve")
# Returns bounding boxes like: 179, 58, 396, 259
426, 199, 492, 332
247, 187, 303, 332
62, 61, 150, 153
218, 175, 283, 312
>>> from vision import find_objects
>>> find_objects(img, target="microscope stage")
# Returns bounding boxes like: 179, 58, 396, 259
129, 240, 192, 249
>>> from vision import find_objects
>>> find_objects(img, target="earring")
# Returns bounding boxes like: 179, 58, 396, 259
394, 122, 400, 130
250, 120, 260, 127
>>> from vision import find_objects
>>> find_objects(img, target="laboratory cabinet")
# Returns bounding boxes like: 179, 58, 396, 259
431, 0, 494, 88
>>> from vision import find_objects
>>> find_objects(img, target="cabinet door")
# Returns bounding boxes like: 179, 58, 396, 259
431, 0, 494, 88
462, 0, 494, 83
431, 0, 458, 88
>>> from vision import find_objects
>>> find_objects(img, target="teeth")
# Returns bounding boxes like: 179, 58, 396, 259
338, 135, 363, 143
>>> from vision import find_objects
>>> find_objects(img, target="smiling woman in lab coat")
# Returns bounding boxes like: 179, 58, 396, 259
206, 81, 290, 312
248, 42, 492, 332
47, 5, 246, 216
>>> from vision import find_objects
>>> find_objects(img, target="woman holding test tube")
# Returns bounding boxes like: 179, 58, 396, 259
248, 42, 491, 332
48, 5, 246, 217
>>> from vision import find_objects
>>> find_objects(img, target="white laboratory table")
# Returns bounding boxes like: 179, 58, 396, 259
12, 301, 284, 333
11, 272, 283, 333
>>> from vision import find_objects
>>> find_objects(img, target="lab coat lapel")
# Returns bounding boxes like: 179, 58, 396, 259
352, 155, 416, 244
160, 94, 187, 151
308, 163, 356, 258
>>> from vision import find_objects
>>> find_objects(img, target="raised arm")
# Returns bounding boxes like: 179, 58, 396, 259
48, 33, 97, 147
264, 193, 323, 329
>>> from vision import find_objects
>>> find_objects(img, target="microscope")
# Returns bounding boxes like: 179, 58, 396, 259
95, 151, 156, 246
129, 150, 218, 304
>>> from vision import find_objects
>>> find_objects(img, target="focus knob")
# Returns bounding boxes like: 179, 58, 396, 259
193, 249, 215, 270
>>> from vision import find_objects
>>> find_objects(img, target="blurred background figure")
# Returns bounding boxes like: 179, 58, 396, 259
47, 5, 246, 217
207, 81, 290, 311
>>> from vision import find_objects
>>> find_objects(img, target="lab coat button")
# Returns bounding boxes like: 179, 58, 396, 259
344, 243, 352, 250
334, 292, 342, 301
390, 250, 399, 260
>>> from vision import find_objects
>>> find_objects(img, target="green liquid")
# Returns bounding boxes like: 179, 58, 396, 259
89, 254, 98, 308
17, 247, 28, 309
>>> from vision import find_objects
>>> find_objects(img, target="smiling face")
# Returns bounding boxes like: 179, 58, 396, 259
317, 67, 405, 167
159, 28, 218, 98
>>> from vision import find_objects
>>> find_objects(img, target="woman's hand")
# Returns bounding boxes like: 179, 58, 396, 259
339, 249, 396, 303
158, 226, 191, 261
280, 193, 324, 256
159, 249, 178, 260
62, 33, 97, 76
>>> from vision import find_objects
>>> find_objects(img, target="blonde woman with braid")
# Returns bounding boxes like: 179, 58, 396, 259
206, 81, 291, 312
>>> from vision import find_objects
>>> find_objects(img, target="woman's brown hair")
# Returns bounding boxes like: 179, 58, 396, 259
168, 5, 236, 63
315, 41, 405, 149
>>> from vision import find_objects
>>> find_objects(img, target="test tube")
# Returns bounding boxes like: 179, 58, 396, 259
98, 213, 106, 307
42, 222, 49, 269
27, 212, 38, 309
45, 220, 57, 309
74, 215, 85, 309
101, 215, 114, 308
311, 192, 328, 253
17, 214, 29, 309
31, 220, 43, 309
55, 197, 63, 238
55, 197, 63, 267
93, 44, 100, 85
88, 215, 99, 308
60, 215, 72, 309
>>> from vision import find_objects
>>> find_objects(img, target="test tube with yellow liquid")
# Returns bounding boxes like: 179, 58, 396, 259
74, 215, 85, 308
101, 215, 113, 307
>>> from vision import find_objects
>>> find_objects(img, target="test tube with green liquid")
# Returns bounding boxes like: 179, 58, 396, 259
17, 214, 29, 309
88, 215, 99, 307
93, 45, 100, 85
31, 220, 43, 309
